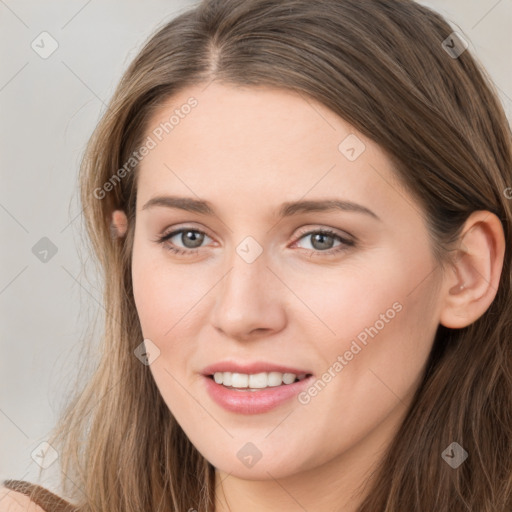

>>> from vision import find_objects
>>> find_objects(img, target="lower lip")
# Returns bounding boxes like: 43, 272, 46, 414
202, 374, 314, 414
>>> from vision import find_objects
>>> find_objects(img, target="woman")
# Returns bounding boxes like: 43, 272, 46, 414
2, 0, 511, 510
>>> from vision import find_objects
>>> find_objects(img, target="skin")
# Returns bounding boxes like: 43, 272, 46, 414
111, 82, 505, 512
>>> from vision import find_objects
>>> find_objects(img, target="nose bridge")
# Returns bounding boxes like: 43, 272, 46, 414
219, 244, 270, 313
211, 237, 286, 338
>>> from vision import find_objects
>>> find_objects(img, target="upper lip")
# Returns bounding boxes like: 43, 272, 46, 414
201, 361, 313, 376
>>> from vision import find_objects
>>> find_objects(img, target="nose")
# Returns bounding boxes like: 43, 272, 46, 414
210, 248, 287, 341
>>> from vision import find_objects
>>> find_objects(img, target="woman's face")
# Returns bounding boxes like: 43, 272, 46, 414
130, 82, 446, 482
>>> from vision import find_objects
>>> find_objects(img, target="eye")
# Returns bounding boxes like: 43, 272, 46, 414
155, 228, 212, 256
292, 228, 355, 256
154, 226, 355, 257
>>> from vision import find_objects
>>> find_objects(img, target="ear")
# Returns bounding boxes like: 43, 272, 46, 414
110, 209, 128, 239
439, 210, 505, 329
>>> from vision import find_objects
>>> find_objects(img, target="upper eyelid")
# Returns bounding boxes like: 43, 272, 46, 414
294, 225, 354, 240
161, 226, 213, 241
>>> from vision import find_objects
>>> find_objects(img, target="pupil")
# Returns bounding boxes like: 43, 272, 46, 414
183, 231, 204, 248
313, 233, 333, 250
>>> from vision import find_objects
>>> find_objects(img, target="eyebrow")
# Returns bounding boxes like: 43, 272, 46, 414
141, 195, 381, 221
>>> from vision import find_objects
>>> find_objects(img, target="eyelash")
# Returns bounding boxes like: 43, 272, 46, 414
154, 226, 355, 257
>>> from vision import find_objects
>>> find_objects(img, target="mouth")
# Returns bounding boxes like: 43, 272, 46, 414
206, 372, 313, 390
202, 372, 316, 414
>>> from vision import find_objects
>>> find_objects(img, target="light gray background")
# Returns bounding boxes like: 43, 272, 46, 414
1, 0, 511, 494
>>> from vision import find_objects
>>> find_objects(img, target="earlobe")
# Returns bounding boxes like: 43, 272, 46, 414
439, 211, 505, 329
110, 209, 128, 239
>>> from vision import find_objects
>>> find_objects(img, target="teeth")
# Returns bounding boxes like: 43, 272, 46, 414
223, 372, 232, 386
212, 371, 308, 389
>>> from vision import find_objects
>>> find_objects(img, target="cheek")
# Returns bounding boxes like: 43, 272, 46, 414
279, 253, 438, 456
296, 245, 438, 396
131, 250, 203, 415
132, 263, 170, 338
132, 241, 194, 337
281, 252, 403, 340
320, 244, 437, 334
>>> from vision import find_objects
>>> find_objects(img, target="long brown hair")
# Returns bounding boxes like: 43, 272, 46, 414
44, 0, 512, 510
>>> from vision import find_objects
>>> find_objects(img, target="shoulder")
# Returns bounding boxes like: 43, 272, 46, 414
0, 486, 46, 511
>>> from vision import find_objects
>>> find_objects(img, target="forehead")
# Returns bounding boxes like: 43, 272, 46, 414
135, 82, 413, 223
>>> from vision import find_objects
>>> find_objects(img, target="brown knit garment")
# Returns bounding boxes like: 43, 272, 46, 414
1, 480, 78, 512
